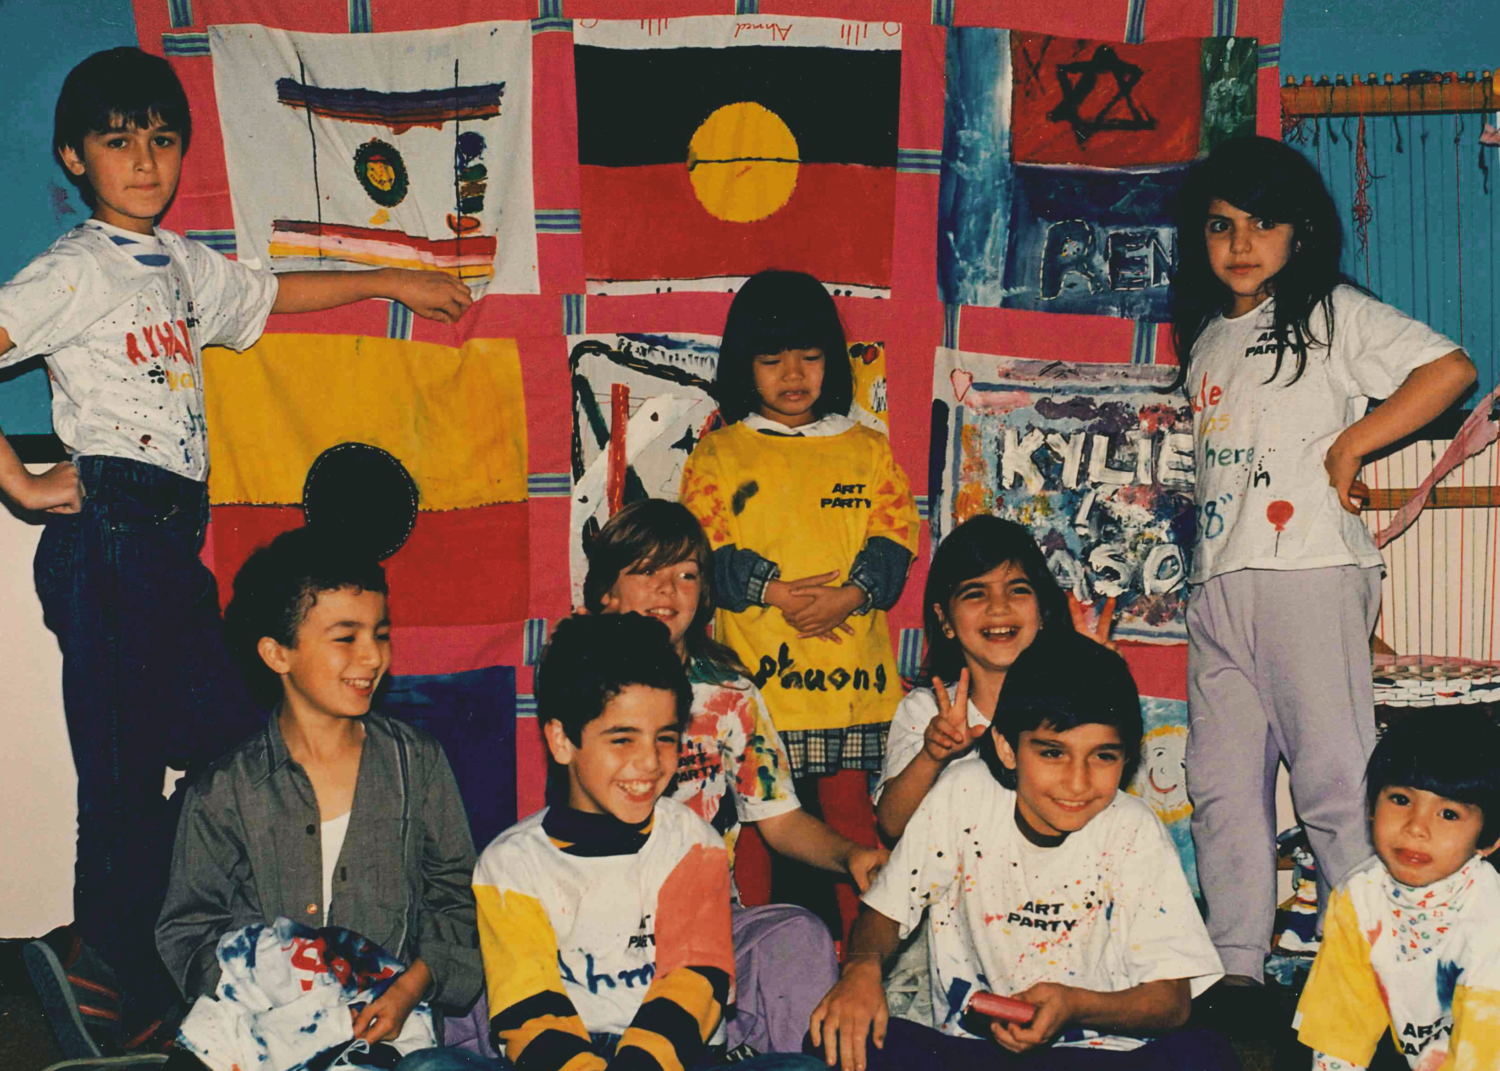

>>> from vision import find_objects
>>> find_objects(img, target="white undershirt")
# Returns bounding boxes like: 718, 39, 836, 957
320, 811, 351, 925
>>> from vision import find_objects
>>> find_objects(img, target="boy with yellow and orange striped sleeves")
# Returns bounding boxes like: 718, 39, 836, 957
462, 615, 824, 1071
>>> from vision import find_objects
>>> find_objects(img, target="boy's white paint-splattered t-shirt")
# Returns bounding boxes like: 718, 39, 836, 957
862, 760, 1221, 1048
1294, 857, 1500, 1070
1188, 286, 1456, 584
872, 683, 987, 803
0, 219, 278, 482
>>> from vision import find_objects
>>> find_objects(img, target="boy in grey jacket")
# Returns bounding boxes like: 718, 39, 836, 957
156, 526, 482, 1052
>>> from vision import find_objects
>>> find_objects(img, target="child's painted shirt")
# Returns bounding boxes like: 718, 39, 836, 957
0, 219, 278, 482
1188, 286, 1456, 584
665, 660, 799, 888
862, 760, 1221, 1049
473, 799, 735, 1071
872, 683, 988, 803
679, 421, 919, 735
1294, 857, 1500, 1071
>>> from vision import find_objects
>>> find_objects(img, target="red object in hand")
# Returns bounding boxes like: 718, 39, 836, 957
969, 992, 1037, 1025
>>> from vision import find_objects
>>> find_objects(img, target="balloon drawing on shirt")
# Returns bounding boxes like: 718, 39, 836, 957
1266, 499, 1294, 555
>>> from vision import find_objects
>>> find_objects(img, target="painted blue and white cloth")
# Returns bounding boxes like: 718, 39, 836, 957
861, 760, 1222, 1049
177, 917, 437, 1071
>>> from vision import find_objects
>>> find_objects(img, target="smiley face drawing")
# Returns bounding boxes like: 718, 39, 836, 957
1129, 723, 1190, 825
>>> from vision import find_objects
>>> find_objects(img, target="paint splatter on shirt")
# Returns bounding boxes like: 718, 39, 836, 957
861, 760, 1221, 1049
666, 660, 799, 893
1296, 858, 1500, 1070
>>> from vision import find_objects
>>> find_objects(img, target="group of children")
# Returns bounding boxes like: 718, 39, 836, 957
3, 43, 1496, 1071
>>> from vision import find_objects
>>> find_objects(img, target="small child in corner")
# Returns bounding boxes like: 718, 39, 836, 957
459, 614, 824, 1071
1293, 710, 1500, 1071
809, 629, 1233, 1071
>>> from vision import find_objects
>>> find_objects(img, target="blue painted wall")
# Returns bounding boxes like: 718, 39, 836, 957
0, 0, 137, 435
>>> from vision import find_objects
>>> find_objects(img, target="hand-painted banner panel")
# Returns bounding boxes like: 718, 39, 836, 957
931, 349, 1194, 643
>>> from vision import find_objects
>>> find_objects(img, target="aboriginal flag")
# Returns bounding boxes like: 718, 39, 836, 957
575, 32, 901, 292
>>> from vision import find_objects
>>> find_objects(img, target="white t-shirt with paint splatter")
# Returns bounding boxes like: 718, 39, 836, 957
862, 760, 1222, 1048
0, 219, 278, 482
1187, 286, 1457, 584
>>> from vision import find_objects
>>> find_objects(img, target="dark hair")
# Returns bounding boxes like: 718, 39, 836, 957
54, 47, 193, 210
1169, 135, 1355, 393
537, 614, 693, 747
1366, 710, 1500, 848
978, 628, 1142, 790
713, 269, 854, 424
223, 527, 389, 707
921, 515, 1071, 684
582, 498, 748, 674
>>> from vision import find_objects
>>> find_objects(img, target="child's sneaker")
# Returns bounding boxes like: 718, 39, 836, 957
23, 924, 123, 1058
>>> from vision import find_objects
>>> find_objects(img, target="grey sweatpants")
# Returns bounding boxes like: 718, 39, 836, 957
1185, 565, 1382, 980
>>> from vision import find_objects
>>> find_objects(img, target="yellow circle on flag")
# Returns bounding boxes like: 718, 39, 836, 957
686, 102, 800, 223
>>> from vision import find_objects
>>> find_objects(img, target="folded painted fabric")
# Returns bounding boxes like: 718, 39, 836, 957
178, 917, 436, 1071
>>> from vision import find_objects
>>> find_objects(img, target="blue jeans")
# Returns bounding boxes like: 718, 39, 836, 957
34, 456, 263, 1020
398, 1040, 826, 1071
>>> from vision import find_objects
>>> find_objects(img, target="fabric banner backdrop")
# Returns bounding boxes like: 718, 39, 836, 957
122, 0, 1286, 821
931, 348, 1195, 643
938, 28, 1257, 317
574, 15, 902, 297
210, 20, 539, 295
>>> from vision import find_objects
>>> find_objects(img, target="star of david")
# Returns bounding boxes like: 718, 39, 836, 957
1046, 45, 1157, 144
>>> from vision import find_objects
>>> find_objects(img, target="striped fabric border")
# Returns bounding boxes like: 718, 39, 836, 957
1124, 0, 1147, 44
532, 17, 573, 33
386, 301, 414, 341
896, 148, 942, 175
348, 0, 373, 33
162, 32, 210, 57
1131, 321, 1158, 365
915, 492, 932, 521
942, 305, 961, 350
185, 229, 236, 255
1258, 43, 1280, 69
736, 0, 759, 13
168, 0, 193, 29
931, 0, 954, 27
898, 628, 925, 680
535, 209, 581, 233
527, 472, 572, 497
524, 619, 549, 665
563, 294, 585, 335
1212, 0, 1238, 37
538, 0, 564, 17
516, 694, 538, 718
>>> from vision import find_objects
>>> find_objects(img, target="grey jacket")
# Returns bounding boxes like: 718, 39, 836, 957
156, 712, 483, 1011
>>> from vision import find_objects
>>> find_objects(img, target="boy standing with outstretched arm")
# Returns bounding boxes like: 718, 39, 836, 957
7, 47, 472, 1055
809, 630, 1235, 1071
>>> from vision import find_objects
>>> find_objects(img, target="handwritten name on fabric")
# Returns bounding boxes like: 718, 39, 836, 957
931, 349, 1194, 643
209, 21, 538, 296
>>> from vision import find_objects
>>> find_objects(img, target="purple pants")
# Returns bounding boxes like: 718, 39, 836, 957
825, 1019, 1240, 1071
730, 903, 840, 1054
